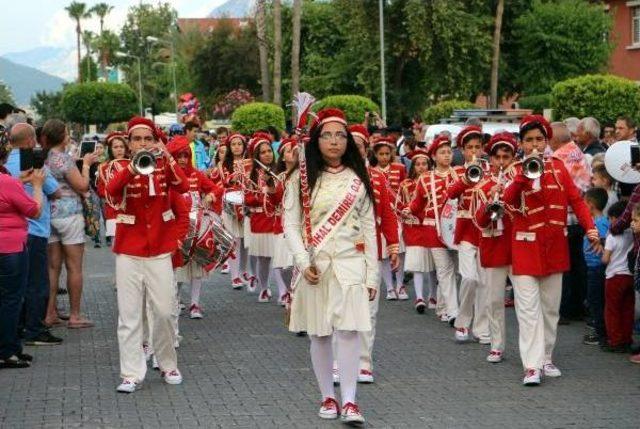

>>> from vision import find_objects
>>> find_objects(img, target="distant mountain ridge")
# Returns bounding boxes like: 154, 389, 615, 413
0, 57, 66, 106
209, 0, 255, 18
3, 46, 75, 82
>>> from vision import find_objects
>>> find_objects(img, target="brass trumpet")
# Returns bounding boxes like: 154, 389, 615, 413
465, 156, 488, 184
522, 150, 544, 180
131, 148, 163, 175
486, 167, 505, 221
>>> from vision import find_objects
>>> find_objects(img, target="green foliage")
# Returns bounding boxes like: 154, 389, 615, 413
79, 55, 98, 82
512, 0, 612, 95
31, 90, 65, 123
231, 102, 286, 135
61, 82, 137, 127
0, 82, 15, 105
423, 100, 476, 124
314, 95, 379, 124
518, 94, 552, 114
551, 74, 640, 125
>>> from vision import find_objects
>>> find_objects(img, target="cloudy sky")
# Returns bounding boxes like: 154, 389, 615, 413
0, 0, 227, 56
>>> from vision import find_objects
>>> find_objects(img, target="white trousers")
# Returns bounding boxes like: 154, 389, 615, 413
485, 266, 510, 351
358, 284, 381, 371
116, 253, 177, 382
454, 242, 488, 337
430, 248, 458, 318
512, 273, 562, 370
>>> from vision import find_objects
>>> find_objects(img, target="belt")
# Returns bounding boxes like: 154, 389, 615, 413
422, 218, 436, 226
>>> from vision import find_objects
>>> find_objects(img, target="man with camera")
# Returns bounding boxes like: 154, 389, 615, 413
3, 115, 63, 347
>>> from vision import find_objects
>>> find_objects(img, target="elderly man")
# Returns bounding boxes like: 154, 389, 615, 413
3, 114, 62, 347
576, 117, 606, 160
615, 117, 637, 142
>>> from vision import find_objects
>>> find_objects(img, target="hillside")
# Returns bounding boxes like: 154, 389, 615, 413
0, 57, 66, 106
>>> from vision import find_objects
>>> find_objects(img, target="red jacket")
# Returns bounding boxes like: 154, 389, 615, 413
373, 162, 406, 197
170, 191, 192, 269
244, 171, 283, 234
447, 167, 480, 247
473, 174, 513, 268
106, 156, 190, 257
182, 170, 224, 211
397, 178, 429, 247
96, 159, 128, 220
503, 158, 595, 276
369, 168, 400, 260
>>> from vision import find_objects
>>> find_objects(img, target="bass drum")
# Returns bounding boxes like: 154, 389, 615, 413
181, 209, 236, 272
439, 199, 458, 250
604, 140, 640, 184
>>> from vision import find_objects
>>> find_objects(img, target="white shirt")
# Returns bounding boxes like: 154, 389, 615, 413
604, 230, 634, 279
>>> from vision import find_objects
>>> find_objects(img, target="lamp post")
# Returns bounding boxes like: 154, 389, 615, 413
116, 51, 143, 116
378, 0, 387, 123
146, 35, 178, 116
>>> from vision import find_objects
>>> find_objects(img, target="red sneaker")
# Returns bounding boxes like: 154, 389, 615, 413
357, 369, 374, 383
231, 277, 244, 290
341, 402, 365, 425
414, 298, 426, 314
318, 397, 340, 419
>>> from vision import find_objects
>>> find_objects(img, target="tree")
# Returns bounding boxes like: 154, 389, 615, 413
61, 82, 137, 128
93, 30, 120, 80
65, 2, 92, 82
90, 2, 113, 34
512, 0, 612, 95
231, 102, 286, 134
255, 0, 271, 102
489, 0, 504, 108
79, 55, 98, 83
290, 0, 301, 123
272, 0, 282, 106
31, 90, 65, 123
82, 30, 95, 82
90, 2, 114, 79
0, 82, 15, 105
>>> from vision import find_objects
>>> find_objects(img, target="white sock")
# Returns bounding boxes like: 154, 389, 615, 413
413, 272, 424, 300
249, 255, 257, 279
256, 256, 271, 292
380, 259, 394, 293
239, 241, 249, 275
190, 278, 202, 306
229, 238, 242, 279
395, 253, 406, 288
310, 335, 335, 400
335, 330, 359, 405
273, 268, 288, 298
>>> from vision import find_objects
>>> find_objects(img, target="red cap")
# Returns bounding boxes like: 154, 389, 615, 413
248, 132, 272, 156
486, 132, 517, 155
310, 108, 347, 133
105, 131, 127, 145
166, 135, 191, 157
427, 135, 452, 158
406, 148, 430, 161
372, 136, 396, 150
456, 125, 483, 148
278, 137, 297, 156
348, 124, 370, 145
224, 133, 246, 148
520, 114, 552, 139
127, 116, 157, 139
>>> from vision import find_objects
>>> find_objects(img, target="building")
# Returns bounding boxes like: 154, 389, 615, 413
176, 18, 251, 35
605, 0, 640, 81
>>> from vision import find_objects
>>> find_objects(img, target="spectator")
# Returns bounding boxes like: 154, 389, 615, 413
582, 188, 609, 346
615, 117, 637, 142
563, 117, 580, 142
601, 201, 635, 353
267, 125, 281, 160
628, 207, 640, 364
591, 164, 618, 215
576, 117, 606, 160
184, 121, 209, 170
602, 123, 616, 147
0, 103, 17, 127
42, 119, 97, 329
3, 115, 63, 346
0, 130, 45, 368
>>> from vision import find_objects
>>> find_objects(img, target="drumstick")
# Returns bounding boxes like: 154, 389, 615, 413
254, 158, 281, 181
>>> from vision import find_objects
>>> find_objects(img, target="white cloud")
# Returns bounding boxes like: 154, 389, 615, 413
40, 10, 76, 48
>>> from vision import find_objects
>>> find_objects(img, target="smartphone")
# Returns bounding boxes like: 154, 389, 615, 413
631, 144, 640, 166
80, 141, 96, 158
19, 148, 46, 171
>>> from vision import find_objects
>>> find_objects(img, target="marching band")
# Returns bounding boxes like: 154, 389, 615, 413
96, 108, 604, 424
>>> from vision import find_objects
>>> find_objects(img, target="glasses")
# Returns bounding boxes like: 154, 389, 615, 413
320, 131, 348, 142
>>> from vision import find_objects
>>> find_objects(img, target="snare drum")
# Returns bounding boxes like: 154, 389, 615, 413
223, 190, 244, 217
181, 209, 236, 272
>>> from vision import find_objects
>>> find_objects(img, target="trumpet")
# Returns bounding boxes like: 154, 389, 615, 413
522, 150, 544, 180
486, 167, 505, 221
131, 148, 163, 175
465, 156, 488, 184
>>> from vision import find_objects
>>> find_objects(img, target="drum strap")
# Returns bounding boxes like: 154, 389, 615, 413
430, 171, 441, 237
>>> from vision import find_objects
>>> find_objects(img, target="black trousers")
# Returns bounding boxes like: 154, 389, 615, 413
560, 224, 587, 319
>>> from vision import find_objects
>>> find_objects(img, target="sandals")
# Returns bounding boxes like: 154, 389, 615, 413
0, 355, 30, 369
67, 318, 94, 329
44, 317, 65, 328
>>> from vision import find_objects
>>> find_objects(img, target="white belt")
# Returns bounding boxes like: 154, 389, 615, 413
422, 218, 436, 226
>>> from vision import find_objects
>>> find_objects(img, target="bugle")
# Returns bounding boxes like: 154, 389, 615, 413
131, 148, 162, 175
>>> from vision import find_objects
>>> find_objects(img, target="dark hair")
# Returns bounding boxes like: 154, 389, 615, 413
520, 121, 548, 140
617, 116, 636, 130
184, 121, 199, 132
266, 125, 281, 142
216, 126, 229, 136
214, 144, 225, 165
250, 141, 275, 185
0, 103, 16, 120
223, 136, 246, 172
41, 119, 66, 149
107, 136, 128, 160
585, 187, 608, 212
408, 156, 429, 180
592, 165, 613, 185
303, 124, 373, 203
607, 200, 627, 218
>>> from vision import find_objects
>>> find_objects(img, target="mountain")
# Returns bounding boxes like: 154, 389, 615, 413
3, 46, 76, 82
208, 0, 255, 18
0, 57, 66, 106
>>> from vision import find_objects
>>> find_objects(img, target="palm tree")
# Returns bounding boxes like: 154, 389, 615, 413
490, 0, 505, 109
273, 0, 282, 106
90, 2, 113, 35
290, 0, 302, 122
93, 30, 120, 81
255, 0, 270, 102
82, 30, 95, 82
65, 1, 92, 82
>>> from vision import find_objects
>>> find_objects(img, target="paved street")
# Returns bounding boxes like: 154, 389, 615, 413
1, 245, 640, 429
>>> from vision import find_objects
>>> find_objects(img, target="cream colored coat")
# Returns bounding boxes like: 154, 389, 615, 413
284, 168, 379, 336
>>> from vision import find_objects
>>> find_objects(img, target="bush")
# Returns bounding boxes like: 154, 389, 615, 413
423, 100, 476, 124
61, 82, 137, 126
551, 74, 640, 124
231, 102, 285, 134
518, 94, 552, 114
314, 95, 379, 124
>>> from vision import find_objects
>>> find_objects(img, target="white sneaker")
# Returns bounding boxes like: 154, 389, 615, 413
116, 379, 141, 393
258, 289, 272, 303
189, 304, 203, 319
428, 297, 437, 309
486, 350, 503, 363
439, 313, 449, 322
247, 277, 257, 293
152, 355, 159, 370
397, 286, 409, 300
318, 397, 340, 420
455, 327, 470, 342
332, 367, 340, 385
162, 369, 183, 385
414, 298, 426, 314
341, 402, 365, 425
386, 289, 398, 300
522, 368, 541, 386
543, 363, 562, 378
231, 277, 244, 290
220, 263, 230, 274
357, 369, 374, 384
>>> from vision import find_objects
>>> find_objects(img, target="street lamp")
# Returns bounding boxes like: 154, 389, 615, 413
379, 0, 387, 123
116, 51, 143, 116
146, 35, 178, 116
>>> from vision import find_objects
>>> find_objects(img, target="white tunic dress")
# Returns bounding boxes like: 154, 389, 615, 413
284, 168, 380, 336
